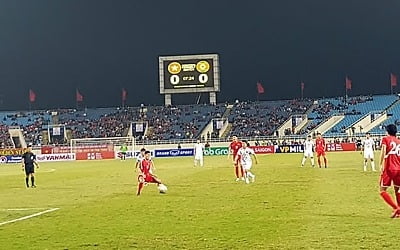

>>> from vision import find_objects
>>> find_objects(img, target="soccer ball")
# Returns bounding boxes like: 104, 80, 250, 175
158, 184, 168, 194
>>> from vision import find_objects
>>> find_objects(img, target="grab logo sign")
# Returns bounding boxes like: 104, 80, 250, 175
203, 147, 229, 156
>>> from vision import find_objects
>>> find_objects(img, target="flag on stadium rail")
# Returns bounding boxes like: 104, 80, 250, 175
256, 82, 265, 94
29, 89, 36, 103
122, 88, 127, 102
345, 76, 352, 90
76, 89, 84, 102
390, 73, 397, 87
300, 82, 305, 99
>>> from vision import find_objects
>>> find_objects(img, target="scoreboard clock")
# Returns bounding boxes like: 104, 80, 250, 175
159, 54, 220, 94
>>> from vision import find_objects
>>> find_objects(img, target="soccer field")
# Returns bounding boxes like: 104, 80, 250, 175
0, 152, 398, 249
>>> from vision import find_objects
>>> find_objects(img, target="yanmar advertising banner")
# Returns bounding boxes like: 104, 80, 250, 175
36, 153, 76, 162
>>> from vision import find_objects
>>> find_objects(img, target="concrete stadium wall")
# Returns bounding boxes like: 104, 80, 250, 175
314, 115, 344, 134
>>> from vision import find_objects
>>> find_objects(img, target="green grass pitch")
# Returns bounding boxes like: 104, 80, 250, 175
0, 152, 398, 249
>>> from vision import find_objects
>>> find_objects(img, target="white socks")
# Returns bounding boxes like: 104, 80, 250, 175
301, 157, 314, 166
364, 161, 376, 171
371, 161, 376, 171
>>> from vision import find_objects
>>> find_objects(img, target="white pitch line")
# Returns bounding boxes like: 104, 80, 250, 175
2, 208, 48, 211
0, 208, 60, 227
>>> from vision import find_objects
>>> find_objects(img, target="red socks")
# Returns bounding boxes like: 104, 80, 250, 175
317, 158, 321, 167
396, 191, 400, 206
323, 157, 327, 166
235, 166, 239, 178
380, 191, 398, 209
240, 167, 244, 178
137, 182, 144, 195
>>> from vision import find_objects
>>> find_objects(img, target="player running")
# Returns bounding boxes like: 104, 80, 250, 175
228, 136, 244, 181
379, 124, 400, 218
362, 133, 376, 172
301, 135, 315, 167
315, 132, 328, 168
235, 141, 258, 184
194, 140, 204, 167
137, 151, 166, 196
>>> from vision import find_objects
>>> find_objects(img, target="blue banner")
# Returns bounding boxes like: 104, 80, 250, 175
0, 155, 22, 164
154, 148, 194, 158
275, 145, 304, 153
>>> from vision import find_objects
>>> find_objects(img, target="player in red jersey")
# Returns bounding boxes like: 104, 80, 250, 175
315, 132, 328, 168
137, 151, 164, 196
379, 124, 400, 218
228, 136, 244, 181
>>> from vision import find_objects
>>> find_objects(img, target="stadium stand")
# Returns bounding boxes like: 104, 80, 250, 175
324, 95, 397, 136
146, 104, 226, 140
0, 94, 398, 147
57, 107, 141, 139
0, 123, 13, 148
298, 98, 347, 135
369, 100, 400, 134
228, 99, 312, 137
0, 111, 51, 146
298, 95, 397, 136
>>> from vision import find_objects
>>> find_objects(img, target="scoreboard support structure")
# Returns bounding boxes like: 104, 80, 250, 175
164, 92, 216, 105
159, 54, 220, 106
165, 94, 172, 106
209, 92, 217, 105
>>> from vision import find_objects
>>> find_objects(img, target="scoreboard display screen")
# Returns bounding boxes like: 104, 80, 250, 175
159, 54, 220, 94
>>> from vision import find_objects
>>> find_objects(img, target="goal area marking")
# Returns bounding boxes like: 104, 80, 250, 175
0, 207, 60, 227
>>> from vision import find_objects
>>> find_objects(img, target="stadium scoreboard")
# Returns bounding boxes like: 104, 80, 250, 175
159, 54, 220, 94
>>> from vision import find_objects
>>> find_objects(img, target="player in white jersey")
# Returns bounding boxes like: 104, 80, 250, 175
361, 133, 376, 171
135, 148, 155, 173
235, 141, 258, 184
194, 140, 204, 167
301, 135, 315, 167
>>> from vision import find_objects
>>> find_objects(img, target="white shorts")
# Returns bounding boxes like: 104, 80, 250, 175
304, 151, 314, 157
241, 162, 252, 170
194, 155, 203, 160
364, 150, 374, 159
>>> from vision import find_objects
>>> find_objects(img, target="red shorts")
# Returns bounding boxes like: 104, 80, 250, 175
138, 174, 159, 183
316, 150, 326, 157
380, 170, 400, 187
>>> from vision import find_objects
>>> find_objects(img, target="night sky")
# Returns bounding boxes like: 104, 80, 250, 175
1, 0, 400, 110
